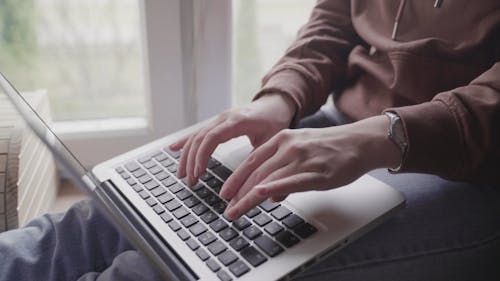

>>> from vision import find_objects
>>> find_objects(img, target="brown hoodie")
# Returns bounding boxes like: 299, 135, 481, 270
254, 0, 500, 183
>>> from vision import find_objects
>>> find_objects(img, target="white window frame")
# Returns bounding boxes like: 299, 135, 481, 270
55, 0, 232, 167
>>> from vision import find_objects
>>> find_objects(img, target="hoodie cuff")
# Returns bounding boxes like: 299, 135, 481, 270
385, 100, 462, 177
253, 69, 313, 128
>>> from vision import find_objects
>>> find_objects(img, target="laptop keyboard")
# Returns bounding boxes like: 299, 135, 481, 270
115, 147, 318, 281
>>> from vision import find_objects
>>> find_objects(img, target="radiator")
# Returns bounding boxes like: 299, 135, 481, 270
0, 90, 58, 232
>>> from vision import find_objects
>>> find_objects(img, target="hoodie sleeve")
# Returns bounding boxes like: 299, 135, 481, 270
253, 0, 361, 125
387, 62, 500, 183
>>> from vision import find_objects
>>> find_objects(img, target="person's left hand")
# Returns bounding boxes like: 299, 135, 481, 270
221, 115, 401, 220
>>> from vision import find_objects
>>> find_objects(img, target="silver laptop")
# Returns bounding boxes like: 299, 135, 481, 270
0, 72, 405, 281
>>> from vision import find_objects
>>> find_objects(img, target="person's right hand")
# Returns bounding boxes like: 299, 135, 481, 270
170, 93, 297, 187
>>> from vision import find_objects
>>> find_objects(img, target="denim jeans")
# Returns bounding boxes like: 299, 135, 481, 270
1, 105, 499, 281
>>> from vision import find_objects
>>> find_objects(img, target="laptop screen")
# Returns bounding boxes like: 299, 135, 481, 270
0, 71, 98, 195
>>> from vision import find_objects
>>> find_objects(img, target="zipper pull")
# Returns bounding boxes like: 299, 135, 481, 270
434, 0, 443, 8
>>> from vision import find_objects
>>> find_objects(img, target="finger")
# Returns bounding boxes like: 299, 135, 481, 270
230, 149, 292, 203
219, 139, 279, 200
225, 162, 294, 219
169, 136, 189, 151
176, 134, 196, 179
194, 120, 247, 179
225, 188, 266, 220
186, 126, 213, 185
256, 172, 326, 197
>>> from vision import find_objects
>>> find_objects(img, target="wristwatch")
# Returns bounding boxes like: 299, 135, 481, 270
384, 111, 408, 173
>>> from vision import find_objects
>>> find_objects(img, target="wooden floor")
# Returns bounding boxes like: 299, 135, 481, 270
50, 180, 88, 213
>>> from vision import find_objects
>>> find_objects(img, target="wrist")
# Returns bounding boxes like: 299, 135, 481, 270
256, 92, 297, 127
351, 115, 402, 170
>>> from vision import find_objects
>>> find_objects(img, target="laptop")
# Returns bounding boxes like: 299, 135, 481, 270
0, 72, 405, 281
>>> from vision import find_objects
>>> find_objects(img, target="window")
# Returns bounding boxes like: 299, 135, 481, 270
232, 0, 316, 106
1, 0, 147, 121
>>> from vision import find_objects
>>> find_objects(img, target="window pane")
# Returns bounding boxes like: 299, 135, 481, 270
232, 0, 316, 107
0, 0, 147, 121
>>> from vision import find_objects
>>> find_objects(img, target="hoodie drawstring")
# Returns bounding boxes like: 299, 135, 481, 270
391, 0, 443, 41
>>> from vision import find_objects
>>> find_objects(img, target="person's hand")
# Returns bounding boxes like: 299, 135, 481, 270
170, 93, 297, 186
220, 115, 401, 220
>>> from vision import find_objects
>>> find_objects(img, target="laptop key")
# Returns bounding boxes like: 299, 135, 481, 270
154, 152, 169, 162
138, 190, 150, 199
204, 194, 221, 206
199, 172, 214, 182
243, 226, 262, 240
218, 250, 238, 266
259, 200, 280, 212
282, 214, 304, 229
176, 189, 193, 200
126, 178, 137, 186
196, 187, 212, 199
213, 201, 227, 214
253, 213, 272, 226
164, 148, 181, 159
144, 180, 160, 190
168, 221, 181, 232
240, 246, 267, 267
206, 258, 221, 273
210, 219, 228, 232
192, 203, 209, 216
183, 196, 200, 208
173, 206, 189, 219
145, 198, 157, 207
161, 177, 176, 187
157, 193, 174, 204
167, 165, 178, 173
271, 206, 292, 220
148, 165, 163, 175
233, 217, 251, 231
216, 270, 232, 281
191, 182, 205, 192
207, 158, 221, 169
196, 248, 210, 261
152, 205, 165, 214
138, 155, 152, 164
255, 235, 284, 257
132, 168, 146, 178
186, 238, 199, 250
198, 231, 217, 246
132, 185, 143, 192
245, 207, 261, 218
220, 227, 238, 241
165, 200, 181, 211
275, 231, 300, 248
125, 162, 140, 172
115, 167, 125, 174
229, 236, 249, 252
138, 174, 152, 184
155, 171, 169, 181
160, 213, 173, 223
228, 260, 250, 277
201, 211, 218, 224
212, 165, 232, 181
160, 158, 175, 168
168, 183, 184, 193
120, 172, 131, 180
189, 223, 207, 236
143, 161, 156, 169
151, 186, 166, 197
206, 178, 222, 189
264, 222, 284, 236
294, 222, 318, 239
177, 229, 190, 241
208, 241, 227, 256
181, 214, 198, 228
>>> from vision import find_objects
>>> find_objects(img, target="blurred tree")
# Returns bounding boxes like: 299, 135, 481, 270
0, 0, 37, 87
